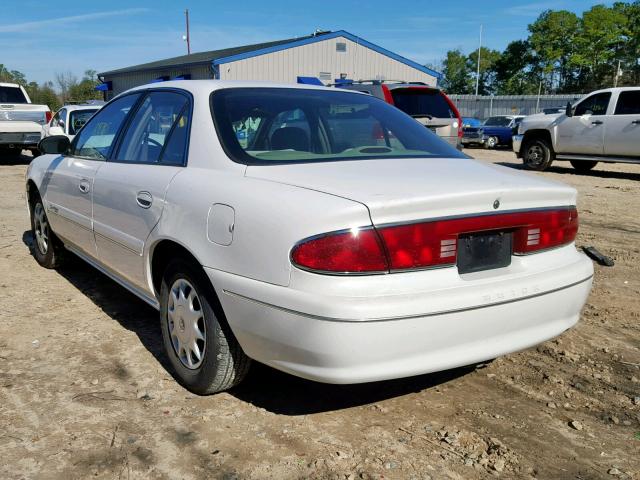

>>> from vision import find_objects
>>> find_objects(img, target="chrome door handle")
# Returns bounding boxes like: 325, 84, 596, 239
136, 191, 153, 209
78, 181, 90, 194
632, 120, 640, 125
591, 120, 603, 125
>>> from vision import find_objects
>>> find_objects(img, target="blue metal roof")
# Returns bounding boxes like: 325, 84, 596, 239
213, 30, 442, 80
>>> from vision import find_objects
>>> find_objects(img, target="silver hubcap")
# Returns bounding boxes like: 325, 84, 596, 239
527, 145, 544, 165
488, 137, 497, 147
168, 279, 206, 369
33, 203, 49, 255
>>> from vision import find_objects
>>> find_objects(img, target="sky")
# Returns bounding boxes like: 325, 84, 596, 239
0, 0, 616, 85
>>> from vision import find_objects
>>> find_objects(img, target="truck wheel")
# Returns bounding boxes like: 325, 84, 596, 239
29, 194, 65, 269
570, 160, 597, 172
160, 257, 251, 395
522, 138, 553, 171
484, 136, 498, 149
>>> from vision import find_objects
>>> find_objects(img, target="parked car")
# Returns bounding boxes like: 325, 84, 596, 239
479, 115, 525, 149
514, 87, 640, 171
336, 80, 462, 150
27, 80, 593, 394
42, 103, 104, 141
461, 117, 485, 147
0, 82, 51, 156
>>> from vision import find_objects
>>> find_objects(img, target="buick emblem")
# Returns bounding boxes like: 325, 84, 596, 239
493, 199, 500, 209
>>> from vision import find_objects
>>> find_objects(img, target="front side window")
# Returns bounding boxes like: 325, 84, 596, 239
50, 110, 61, 127
72, 94, 140, 160
574, 92, 611, 116
114, 91, 190, 164
614, 91, 640, 115
211, 88, 465, 165
484, 117, 512, 127
69, 109, 98, 135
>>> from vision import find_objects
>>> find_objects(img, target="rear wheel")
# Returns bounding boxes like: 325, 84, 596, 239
29, 194, 65, 268
159, 257, 251, 394
522, 138, 554, 171
570, 160, 598, 172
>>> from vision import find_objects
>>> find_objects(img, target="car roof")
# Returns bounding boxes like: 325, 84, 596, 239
63, 104, 103, 112
125, 79, 358, 97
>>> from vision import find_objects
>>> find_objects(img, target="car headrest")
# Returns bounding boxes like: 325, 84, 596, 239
271, 127, 309, 152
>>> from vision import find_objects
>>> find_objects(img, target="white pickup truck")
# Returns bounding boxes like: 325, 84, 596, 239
513, 87, 640, 171
0, 83, 51, 157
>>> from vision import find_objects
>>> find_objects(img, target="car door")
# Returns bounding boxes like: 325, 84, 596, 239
604, 90, 640, 157
555, 92, 611, 154
92, 90, 191, 289
42, 95, 140, 257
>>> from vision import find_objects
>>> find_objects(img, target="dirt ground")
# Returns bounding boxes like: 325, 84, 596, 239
1, 149, 639, 480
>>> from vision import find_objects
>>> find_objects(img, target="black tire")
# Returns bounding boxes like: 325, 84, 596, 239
29, 193, 65, 269
522, 137, 554, 171
484, 136, 498, 149
159, 257, 250, 394
570, 160, 598, 172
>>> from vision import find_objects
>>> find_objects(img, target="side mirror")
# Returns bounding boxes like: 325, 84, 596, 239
38, 135, 71, 155
565, 102, 573, 118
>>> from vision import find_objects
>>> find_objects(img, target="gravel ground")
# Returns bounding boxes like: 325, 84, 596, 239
1, 149, 639, 480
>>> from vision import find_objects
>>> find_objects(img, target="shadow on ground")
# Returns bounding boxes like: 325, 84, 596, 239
496, 161, 640, 181
22, 230, 476, 415
0, 151, 33, 166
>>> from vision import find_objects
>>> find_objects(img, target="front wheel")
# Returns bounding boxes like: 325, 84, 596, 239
484, 136, 498, 149
29, 195, 65, 268
160, 258, 251, 394
570, 160, 598, 172
522, 138, 554, 171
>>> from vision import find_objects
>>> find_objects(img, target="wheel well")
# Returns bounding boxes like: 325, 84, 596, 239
150, 240, 202, 296
522, 129, 554, 151
26, 180, 39, 209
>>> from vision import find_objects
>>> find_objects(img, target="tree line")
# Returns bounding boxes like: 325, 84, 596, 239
440, 2, 640, 95
0, 66, 103, 111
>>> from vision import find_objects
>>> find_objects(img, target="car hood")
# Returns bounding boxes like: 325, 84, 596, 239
245, 157, 577, 225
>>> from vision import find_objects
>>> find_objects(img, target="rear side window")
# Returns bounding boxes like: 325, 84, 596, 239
574, 92, 611, 116
614, 91, 640, 115
390, 88, 455, 119
0, 86, 28, 103
115, 91, 189, 164
72, 94, 140, 160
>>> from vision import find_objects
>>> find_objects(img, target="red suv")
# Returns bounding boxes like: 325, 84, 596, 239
336, 80, 462, 150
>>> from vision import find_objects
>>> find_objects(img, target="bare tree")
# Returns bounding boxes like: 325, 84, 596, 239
54, 71, 78, 103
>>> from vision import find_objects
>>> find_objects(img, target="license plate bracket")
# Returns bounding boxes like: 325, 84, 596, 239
457, 231, 512, 274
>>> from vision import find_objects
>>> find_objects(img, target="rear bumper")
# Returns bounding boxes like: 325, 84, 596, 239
513, 134, 523, 156
206, 247, 593, 384
0, 131, 41, 147
462, 136, 484, 146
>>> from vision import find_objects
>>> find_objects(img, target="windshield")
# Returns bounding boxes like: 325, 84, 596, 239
484, 116, 512, 127
389, 88, 455, 119
69, 109, 99, 135
0, 86, 28, 104
211, 88, 465, 165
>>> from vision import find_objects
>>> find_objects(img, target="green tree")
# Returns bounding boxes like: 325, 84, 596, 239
467, 47, 501, 95
528, 10, 581, 92
441, 49, 473, 94
493, 40, 541, 94
67, 70, 103, 102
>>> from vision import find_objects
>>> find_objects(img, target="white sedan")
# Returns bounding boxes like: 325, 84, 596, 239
27, 80, 593, 394
42, 103, 103, 141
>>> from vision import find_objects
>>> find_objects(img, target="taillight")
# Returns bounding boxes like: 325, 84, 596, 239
45, 111, 52, 123
291, 228, 388, 273
441, 91, 463, 138
291, 208, 578, 274
381, 84, 394, 105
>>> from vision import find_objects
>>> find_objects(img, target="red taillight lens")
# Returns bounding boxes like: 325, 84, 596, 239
45, 111, 52, 123
291, 228, 388, 273
512, 208, 578, 254
291, 208, 578, 274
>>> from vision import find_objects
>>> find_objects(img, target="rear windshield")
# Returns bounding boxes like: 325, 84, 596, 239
484, 116, 512, 126
389, 88, 455, 119
211, 88, 465, 165
0, 86, 28, 104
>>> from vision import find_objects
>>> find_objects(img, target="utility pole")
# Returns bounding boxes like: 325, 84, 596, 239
185, 9, 191, 55
614, 60, 621, 87
475, 24, 483, 97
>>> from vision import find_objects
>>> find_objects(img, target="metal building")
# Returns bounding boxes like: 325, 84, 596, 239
97, 30, 441, 99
